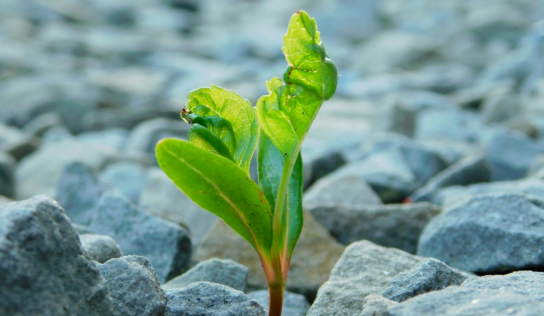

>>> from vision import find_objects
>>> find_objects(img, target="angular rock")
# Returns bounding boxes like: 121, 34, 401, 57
418, 138, 481, 166
100, 161, 148, 203
411, 154, 491, 202
0, 195, 114, 315
57, 162, 109, 225
163, 258, 248, 292
306, 202, 440, 253
418, 193, 544, 273
15, 140, 119, 199
462, 271, 544, 302
304, 172, 382, 208
0, 152, 15, 198
381, 258, 470, 302
194, 211, 345, 299
138, 168, 218, 246
165, 282, 266, 316
248, 290, 310, 316
307, 241, 422, 316
22, 112, 62, 137
386, 286, 544, 316
359, 295, 398, 316
482, 92, 522, 124
303, 150, 346, 188
80, 234, 123, 264
97, 255, 166, 316
415, 108, 487, 143
0, 123, 40, 160
89, 192, 192, 283
373, 98, 417, 138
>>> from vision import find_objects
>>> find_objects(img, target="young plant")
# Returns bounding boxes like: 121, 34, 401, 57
156, 10, 337, 316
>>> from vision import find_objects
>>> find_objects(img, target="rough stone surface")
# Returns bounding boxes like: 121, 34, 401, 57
307, 202, 440, 253
163, 258, 248, 292
307, 240, 422, 316
89, 192, 192, 283
411, 154, 491, 202
359, 295, 398, 316
165, 282, 266, 316
97, 255, 166, 316
56, 162, 109, 225
462, 271, 544, 302
386, 286, 544, 316
194, 211, 345, 299
0, 195, 114, 315
248, 290, 310, 316
418, 193, 544, 274
80, 234, 123, 264
139, 168, 218, 246
304, 172, 383, 207
381, 258, 471, 302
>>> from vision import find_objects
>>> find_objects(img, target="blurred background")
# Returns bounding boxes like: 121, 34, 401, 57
1, 0, 544, 199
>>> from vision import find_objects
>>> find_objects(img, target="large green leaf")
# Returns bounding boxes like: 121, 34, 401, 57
256, 10, 337, 159
156, 138, 272, 254
258, 133, 303, 263
188, 124, 234, 162
186, 85, 259, 174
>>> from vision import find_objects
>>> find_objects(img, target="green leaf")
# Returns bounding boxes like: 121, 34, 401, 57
256, 10, 337, 159
156, 138, 272, 254
186, 85, 259, 174
258, 133, 303, 262
188, 124, 235, 162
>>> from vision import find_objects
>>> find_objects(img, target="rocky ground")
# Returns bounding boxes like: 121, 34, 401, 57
2, 0, 544, 315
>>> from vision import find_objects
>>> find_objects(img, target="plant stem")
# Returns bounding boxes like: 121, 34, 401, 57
268, 282, 284, 316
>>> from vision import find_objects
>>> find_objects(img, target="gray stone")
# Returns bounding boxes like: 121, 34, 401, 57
125, 118, 190, 156
418, 193, 544, 274
304, 150, 346, 188
386, 286, 544, 316
89, 192, 192, 283
415, 108, 487, 143
373, 98, 417, 138
484, 128, 544, 181
306, 202, 440, 254
381, 258, 470, 302
22, 112, 62, 137
80, 234, 123, 264
0, 195, 114, 315
139, 168, 217, 246
482, 92, 522, 124
100, 161, 148, 203
359, 295, 397, 316
248, 290, 310, 316
163, 258, 248, 292
0, 123, 39, 160
0, 152, 15, 198
15, 140, 119, 199
41, 125, 74, 144
74, 223, 95, 235
165, 282, 266, 316
462, 271, 544, 302
57, 162, 109, 225
78, 128, 130, 151
307, 240, 422, 316
0, 196, 13, 206
411, 154, 491, 202
304, 172, 382, 208
97, 255, 166, 316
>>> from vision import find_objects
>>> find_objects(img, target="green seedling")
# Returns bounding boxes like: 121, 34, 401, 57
156, 10, 337, 316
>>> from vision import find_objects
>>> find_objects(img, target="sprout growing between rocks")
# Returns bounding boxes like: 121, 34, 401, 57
155, 10, 337, 316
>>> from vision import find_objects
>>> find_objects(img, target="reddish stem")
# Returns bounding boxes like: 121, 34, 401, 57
268, 283, 284, 316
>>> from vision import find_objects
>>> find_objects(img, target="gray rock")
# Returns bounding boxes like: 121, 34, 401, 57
306, 202, 440, 254
381, 258, 470, 302
0, 195, 13, 206
304, 172, 382, 208
374, 98, 417, 138
411, 154, 491, 202
41, 125, 74, 144
100, 161, 148, 203
0, 123, 39, 160
97, 255, 166, 316
418, 139, 481, 166
78, 128, 129, 151
22, 112, 62, 137
418, 193, 544, 273
484, 128, 544, 181
89, 192, 192, 283
163, 258, 248, 292
0, 152, 15, 197
248, 290, 310, 316
307, 240, 422, 316
139, 168, 217, 246
74, 223, 95, 235
125, 118, 190, 156
15, 140, 119, 199
359, 295, 398, 316
57, 162, 109, 225
415, 108, 487, 143
304, 150, 346, 188
482, 92, 522, 124
80, 234, 123, 264
386, 286, 544, 316
462, 271, 544, 302
165, 282, 266, 316
0, 195, 114, 315
433, 178, 544, 206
